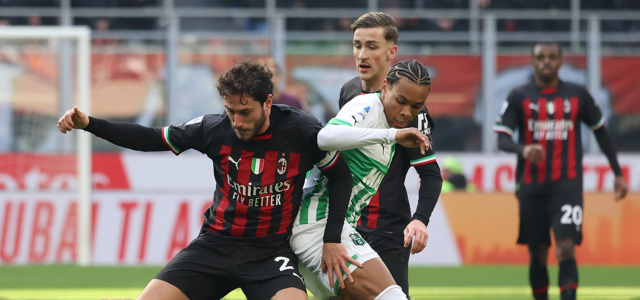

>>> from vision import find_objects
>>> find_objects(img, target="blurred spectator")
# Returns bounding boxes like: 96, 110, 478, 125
0, 0, 58, 26
441, 156, 475, 193
423, 0, 469, 31
259, 57, 306, 111
72, 0, 118, 31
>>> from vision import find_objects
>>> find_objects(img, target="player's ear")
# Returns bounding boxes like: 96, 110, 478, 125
264, 94, 273, 111
388, 44, 398, 61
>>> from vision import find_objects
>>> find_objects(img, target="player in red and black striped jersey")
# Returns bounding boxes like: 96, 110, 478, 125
338, 12, 443, 298
56, 60, 355, 300
495, 42, 628, 300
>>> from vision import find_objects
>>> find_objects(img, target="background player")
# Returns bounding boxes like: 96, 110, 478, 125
339, 12, 443, 298
292, 60, 432, 300
56, 60, 355, 300
494, 42, 629, 300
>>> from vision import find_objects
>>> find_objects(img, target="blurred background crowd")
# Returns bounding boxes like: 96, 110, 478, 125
2, 0, 640, 32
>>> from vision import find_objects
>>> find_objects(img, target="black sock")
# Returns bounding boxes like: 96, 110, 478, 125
529, 263, 549, 300
559, 259, 578, 300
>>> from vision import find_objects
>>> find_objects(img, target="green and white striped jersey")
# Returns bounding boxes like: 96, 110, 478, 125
295, 93, 395, 227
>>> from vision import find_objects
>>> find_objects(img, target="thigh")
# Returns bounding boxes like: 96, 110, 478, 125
338, 257, 396, 300
154, 235, 239, 300
292, 221, 382, 297
550, 191, 583, 245
517, 193, 552, 246
360, 232, 410, 297
238, 245, 307, 300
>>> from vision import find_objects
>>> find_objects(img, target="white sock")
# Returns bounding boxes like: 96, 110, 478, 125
374, 285, 406, 300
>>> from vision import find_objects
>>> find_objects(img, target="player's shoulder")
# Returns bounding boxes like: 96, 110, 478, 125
339, 76, 363, 107
177, 113, 227, 129
343, 93, 381, 109
273, 104, 322, 134
341, 76, 362, 93
560, 81, 589, 94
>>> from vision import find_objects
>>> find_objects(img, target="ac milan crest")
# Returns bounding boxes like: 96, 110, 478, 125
277, 157, 288, 175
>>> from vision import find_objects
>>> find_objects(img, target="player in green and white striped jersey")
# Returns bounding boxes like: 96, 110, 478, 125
291, 60, 432, 300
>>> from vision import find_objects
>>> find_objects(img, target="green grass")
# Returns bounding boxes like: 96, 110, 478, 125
0, 266, 638, 300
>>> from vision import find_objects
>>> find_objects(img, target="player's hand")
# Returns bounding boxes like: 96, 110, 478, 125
57, 106, 89, 133
522, 144, 546, 164
321, 242, 362, 290
396, 128, 430, 155
614, 176, 628, 202
404, 219, 429, 254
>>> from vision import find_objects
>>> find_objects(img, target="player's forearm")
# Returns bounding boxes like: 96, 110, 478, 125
593, 126, 623, 176
413, 162, 443, 226
497, 133, 524, 155
84, 116, 168, 151
321, 155, 353, 243
317, 124, 397, 151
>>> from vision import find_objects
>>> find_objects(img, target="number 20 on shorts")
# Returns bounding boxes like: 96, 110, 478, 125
560, 204, 583, 226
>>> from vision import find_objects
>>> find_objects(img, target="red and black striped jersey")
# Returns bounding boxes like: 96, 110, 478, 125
339, 76, 441, 240
495, 79, 605, 192
162, 105, 339, 239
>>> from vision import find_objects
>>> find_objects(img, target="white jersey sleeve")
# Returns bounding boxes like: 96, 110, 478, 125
317, 95, 397, 151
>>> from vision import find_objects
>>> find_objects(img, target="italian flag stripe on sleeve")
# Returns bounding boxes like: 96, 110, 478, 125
589, 116, 605, 130
493, 125, 514, 136
410, 154, 436, 167
162, 126, 181, 155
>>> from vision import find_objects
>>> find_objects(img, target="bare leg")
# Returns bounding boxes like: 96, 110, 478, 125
271, 287, 307, 300
137, 279, 189, 300
337, 258, 396, 300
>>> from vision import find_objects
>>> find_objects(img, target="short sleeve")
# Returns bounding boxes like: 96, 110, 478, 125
327, 95, 378, 128
581, 89, 605, 131
493, 90, 521, 137
161, 114, 222, 155
407, 110, 437, 166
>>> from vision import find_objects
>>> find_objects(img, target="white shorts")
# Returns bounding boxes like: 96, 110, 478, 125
290, 219, 379, 298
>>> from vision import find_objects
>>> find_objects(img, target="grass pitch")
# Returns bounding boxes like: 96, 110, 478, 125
0, 265, 638, 300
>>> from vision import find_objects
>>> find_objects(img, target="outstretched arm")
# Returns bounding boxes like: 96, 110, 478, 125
57, 106, 167, 151
318, 125, 430, 154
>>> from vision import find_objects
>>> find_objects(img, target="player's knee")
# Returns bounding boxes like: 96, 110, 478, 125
528, 244, 548, 267
555, 240, 575, 261
374, 285, 406, 300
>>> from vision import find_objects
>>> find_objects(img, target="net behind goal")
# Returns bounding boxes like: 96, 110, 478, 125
0, 26, 91, 266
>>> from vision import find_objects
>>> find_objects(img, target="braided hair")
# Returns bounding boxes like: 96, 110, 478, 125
386, 60, 431, 88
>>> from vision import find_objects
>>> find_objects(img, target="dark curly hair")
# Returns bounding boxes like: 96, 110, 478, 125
216, 59, 274, 105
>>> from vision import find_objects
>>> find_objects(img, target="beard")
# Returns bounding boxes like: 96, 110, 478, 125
235, 108, 268, 141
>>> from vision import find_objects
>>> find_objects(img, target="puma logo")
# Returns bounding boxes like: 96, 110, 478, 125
292, 272, 304, 284
229, 156, 241, 169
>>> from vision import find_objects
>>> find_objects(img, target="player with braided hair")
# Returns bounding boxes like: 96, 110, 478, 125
337, 12, 442, 299
290, 60, 433, 300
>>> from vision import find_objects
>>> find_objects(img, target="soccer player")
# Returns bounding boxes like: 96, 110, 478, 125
291, 60, 432, 300
56, 60, 356, 300
495, 42, 629, 300
339, 12, 443, 297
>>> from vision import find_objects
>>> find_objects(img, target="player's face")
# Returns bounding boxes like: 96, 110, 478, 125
224, 94, 272, 141
380, 77, 429, 128
353, 27, 397, 82
531, 45, 563, 82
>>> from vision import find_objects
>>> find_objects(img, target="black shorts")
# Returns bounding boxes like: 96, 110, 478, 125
358, 230, 410, 299
517, 189, 583, 246
155, 231, 306, 300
